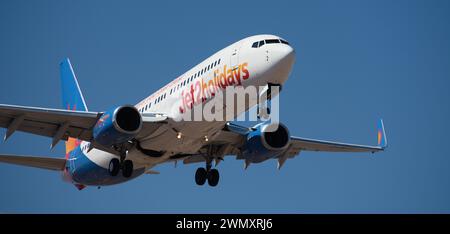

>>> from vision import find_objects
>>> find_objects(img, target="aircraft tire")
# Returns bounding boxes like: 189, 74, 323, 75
122, 160, 133, 178
207, 169, 220, 187
195, 167, 207, 185
108, 158, 120, 176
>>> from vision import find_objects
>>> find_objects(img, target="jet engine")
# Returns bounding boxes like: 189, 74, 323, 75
241, 122, 290, 163
92, 105, 142, 146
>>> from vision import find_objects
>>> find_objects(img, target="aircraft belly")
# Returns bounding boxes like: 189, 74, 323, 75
138, 120, 225, 153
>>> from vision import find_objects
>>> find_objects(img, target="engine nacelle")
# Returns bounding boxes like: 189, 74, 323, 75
93, 105, 142, 146
242, 122, 291, 163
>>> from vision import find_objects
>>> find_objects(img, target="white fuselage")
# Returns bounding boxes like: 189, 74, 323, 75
79, 34, 295, 178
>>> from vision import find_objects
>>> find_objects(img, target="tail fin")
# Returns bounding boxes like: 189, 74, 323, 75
377, 119, 387, 149
60, 58, 88, 112
60, 58, 87, 158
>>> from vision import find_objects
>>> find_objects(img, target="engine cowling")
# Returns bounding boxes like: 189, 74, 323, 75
242, 122, 291, 163
92, 105, 142, 146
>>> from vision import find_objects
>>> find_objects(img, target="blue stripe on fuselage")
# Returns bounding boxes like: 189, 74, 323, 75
68, 147, 144, 186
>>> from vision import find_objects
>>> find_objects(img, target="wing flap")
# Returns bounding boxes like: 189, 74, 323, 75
0, 104, 100, 142
0, 154, 66, 171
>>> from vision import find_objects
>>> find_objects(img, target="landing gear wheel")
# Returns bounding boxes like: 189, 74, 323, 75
108, 158, 120, 176
195, 167, 207, 186
122, 160, 133, 178
207, 169, 220, 187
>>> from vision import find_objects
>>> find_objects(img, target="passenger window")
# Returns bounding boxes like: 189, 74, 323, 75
252, 42, 258, 48
218, 58, 221, 64
214, 61, 217, 66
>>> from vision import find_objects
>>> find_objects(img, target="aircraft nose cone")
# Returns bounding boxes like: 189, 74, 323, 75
279, 45, 295, 64
269, 44, 296, 67
264, 44, 296, 84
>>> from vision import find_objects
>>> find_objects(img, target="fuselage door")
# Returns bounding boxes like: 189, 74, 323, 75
230, 48, 239, 68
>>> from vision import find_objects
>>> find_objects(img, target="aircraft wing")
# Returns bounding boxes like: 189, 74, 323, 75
286, 136, 384, 156
0, 104, 167, 148
0, 154, 66, 171
0, 104, 100, 143
285, 119, 387, 156
186, 120, 387, 166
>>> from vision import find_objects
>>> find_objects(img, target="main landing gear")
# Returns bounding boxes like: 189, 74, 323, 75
195, 159, 219, 187
108, 152, 133, 178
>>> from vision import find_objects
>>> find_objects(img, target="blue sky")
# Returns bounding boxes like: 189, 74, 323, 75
1, 0, 449, 213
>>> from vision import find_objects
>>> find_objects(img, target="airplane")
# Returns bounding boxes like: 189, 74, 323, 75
0, 34, 387, 190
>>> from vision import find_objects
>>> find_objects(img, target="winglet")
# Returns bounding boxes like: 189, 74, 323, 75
377, 119, 387, 149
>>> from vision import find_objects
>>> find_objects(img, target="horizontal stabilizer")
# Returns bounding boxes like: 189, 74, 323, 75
0, 154, 66, 171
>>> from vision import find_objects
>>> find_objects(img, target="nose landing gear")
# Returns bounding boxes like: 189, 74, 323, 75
257, 83, 281, 120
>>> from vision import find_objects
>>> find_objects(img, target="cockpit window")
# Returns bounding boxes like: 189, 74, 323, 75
258, 40, 265, 47
280, 39, 290, 45
265, 39, 280, 44
252, 38, 289, 48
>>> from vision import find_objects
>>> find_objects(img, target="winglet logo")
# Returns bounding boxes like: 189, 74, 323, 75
376, 119, 387, 148
377, 130, 382, 145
